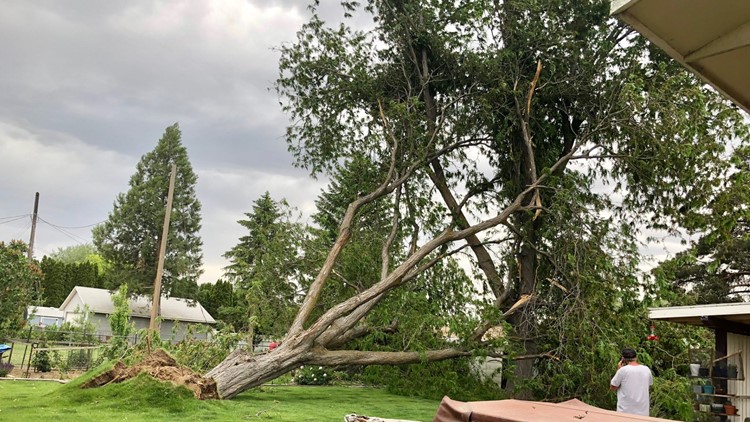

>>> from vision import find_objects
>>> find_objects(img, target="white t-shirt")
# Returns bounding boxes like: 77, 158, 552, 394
610, 364, 653, 416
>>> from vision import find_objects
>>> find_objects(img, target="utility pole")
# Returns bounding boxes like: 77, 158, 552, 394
27, 192, 39, 262
149, 163, 177, 335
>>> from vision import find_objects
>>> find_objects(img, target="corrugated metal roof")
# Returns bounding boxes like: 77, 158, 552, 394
59, 286, 215, 324
611, 0, 750, 115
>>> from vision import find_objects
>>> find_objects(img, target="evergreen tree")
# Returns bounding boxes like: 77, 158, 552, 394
656, 145, 750, 304
40, 257, 102, 306
222, 192, 303, 336
93, 123, 203, 298
197, 279, 236, 323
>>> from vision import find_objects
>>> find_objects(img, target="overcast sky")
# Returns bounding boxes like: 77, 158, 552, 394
0, 1, 686, 288
0, 1, 342, 284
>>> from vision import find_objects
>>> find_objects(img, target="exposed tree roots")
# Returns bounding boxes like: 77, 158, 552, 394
81, 349, 218, 400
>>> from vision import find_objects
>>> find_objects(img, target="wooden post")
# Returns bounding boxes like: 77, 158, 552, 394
27, 192, 39, 261
149, 163, 177, 335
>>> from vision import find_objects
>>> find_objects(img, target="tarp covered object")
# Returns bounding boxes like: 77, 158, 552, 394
433, 397, 676, 422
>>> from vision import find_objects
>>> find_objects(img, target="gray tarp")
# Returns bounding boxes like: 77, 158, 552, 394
433, 397, 676, 422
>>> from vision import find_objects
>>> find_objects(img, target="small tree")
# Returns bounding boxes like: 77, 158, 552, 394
0, 240, 42, 336
105, 284, 135, 360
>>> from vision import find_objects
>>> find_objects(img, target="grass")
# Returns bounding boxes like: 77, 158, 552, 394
0, 371, 440, 421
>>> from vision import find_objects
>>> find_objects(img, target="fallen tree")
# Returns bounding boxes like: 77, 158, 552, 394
207, 0, 747, 400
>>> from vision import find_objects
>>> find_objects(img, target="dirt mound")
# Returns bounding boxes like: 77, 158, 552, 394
81, 349, 218, 400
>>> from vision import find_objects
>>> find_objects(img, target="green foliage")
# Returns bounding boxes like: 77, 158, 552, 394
169, 326, 242, 373
294, 365, 332, 385
103, 284, 135, 360
650, 369, 695, 421
40, 256, 102, 307
197, 279, 234, 323
222, 192, 303, 335
33, 350, 52, 372
363, 359, 504, 402
93, 123, 203, 299
654, 146, 750, 303
49, 244, 98, 265
0, 240, 42, 336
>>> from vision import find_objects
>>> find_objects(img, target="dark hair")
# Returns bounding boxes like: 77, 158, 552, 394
621, 348, 637, 359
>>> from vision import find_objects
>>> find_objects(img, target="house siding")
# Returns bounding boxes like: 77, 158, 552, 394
727, 332, 750, 416
69, 315, 210, 343
62, 294, 86, 323
59, 289, 213, 343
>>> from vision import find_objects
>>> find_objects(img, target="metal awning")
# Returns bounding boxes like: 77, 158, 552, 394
649, 302, 750, 328
611, 0, 750, 115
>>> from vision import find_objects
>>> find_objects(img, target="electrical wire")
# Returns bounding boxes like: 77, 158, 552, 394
37, 217, 90, 245
40, 220, 105, 229
0, 215, 29, 225
12, 220, 32, 239
0, 214, 30, 220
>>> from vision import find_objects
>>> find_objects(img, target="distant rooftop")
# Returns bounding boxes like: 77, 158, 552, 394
60, 286, 215, 324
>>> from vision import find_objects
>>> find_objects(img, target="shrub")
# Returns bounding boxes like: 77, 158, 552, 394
0, 362, 14, 377
169, 324, 241, 373
33, 350, 52, 372
294, 365, 331, 385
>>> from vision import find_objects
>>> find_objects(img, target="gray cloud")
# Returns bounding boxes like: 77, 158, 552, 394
0, 0, 329, 284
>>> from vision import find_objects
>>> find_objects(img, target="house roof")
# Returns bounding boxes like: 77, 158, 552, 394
27, 306, 65, 319
649, 302, 750, 327
59, 286, 215, 324
611, 0, 750, 115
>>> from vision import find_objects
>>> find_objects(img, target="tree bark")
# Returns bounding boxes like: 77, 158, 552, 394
207, 340, 472, 399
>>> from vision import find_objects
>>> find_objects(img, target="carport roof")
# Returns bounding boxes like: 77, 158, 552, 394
649, 302, 750, 327
611, 0, 750, 115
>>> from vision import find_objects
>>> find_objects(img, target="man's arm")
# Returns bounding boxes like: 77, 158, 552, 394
610, 362, 624, 392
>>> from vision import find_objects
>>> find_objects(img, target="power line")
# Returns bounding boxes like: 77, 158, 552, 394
0, 214, 30, 220
39, 219, 105, 229
12, 221, 32, 239
0, 215, 29, 225
37, 217, 90, 245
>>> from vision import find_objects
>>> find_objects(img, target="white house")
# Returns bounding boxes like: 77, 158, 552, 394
59, 286, 216, 342
26, 306, 65, 327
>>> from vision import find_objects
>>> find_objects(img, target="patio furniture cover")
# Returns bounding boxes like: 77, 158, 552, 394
433, 397, 676, 422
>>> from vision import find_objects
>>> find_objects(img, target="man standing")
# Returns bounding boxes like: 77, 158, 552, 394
610, 348, 653, 416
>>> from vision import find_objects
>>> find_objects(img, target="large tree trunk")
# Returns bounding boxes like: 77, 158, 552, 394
207, 344, 308, 399
207, 338, 473, 398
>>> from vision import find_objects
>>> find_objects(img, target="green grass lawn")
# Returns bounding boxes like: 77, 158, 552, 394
0, 376, 440, 421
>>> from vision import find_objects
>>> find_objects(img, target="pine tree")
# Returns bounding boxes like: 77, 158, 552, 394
222, 192, 302, 336
93, 123, 203, 298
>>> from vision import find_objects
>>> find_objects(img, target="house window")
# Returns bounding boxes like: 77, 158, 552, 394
40, 317, 59, 326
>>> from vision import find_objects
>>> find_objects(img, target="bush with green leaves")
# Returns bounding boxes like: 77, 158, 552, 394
169, 324, 242, 373
294, 365, 331, 385
33, 350, 52, 372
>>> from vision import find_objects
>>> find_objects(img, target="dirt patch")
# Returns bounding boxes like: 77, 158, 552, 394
81, 349, 218, 400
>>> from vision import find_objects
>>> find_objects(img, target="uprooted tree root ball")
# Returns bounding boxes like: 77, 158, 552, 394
81, 349, 219, 400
